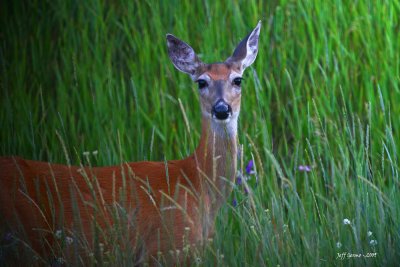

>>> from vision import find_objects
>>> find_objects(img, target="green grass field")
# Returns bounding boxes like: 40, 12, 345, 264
1, 0, 399, 266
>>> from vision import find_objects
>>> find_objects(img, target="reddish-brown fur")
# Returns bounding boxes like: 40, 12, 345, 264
0, 22, 260, 265
0, 94, 238, 266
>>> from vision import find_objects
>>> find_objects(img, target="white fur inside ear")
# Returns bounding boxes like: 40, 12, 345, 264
166, 34, 201, 76
242, 24, 260, 69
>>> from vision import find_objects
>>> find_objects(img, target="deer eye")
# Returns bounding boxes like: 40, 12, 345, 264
197, 79, 208, 89
233, 77, 243, 86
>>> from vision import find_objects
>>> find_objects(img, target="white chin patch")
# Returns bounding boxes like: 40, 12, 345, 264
212, 114, 232, 124
203, 111, 238, 137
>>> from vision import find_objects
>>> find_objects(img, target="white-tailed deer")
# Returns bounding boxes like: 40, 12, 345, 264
0, 21, 261, 265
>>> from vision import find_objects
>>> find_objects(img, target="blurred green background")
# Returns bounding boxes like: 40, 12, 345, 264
1, 0, 399, 266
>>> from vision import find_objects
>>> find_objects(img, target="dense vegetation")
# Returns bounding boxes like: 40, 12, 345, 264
1, 0, 399, 266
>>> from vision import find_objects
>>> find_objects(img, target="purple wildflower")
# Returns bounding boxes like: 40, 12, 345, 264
244, 187, 249, 194
298, 165, 312, 172
246, 160, 255, 174
232, 198, 238, 207
236, 176, 242, 185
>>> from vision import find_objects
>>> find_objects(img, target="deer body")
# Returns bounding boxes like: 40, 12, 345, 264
0, 22, 261, 264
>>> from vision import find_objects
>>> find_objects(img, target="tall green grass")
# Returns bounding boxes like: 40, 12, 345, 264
1, 0, 399, 266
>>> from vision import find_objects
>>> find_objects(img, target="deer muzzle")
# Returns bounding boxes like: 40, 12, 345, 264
212, 100, 232, 120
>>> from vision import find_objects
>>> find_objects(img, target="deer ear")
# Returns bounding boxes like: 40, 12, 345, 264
226, 21, 261, 71
166, 34, 203, 78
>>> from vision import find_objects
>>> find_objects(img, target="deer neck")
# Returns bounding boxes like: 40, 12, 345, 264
194, 116, 238, 211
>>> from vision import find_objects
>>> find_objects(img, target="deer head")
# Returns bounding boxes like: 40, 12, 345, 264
166, 21, 261, 137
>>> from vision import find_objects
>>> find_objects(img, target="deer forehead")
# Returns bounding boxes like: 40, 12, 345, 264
200, 63, 242, 81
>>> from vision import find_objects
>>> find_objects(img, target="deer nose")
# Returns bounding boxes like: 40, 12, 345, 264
212, 100, 232, 120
